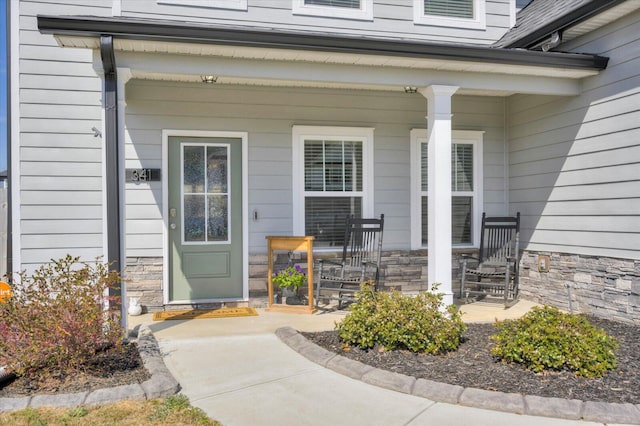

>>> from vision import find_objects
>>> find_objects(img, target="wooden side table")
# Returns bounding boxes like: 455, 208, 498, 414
266, 236, 316, 314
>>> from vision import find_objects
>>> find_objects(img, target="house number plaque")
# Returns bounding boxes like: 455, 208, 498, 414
125, 168, 161, 183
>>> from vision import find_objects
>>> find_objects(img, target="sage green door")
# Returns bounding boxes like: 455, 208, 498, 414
168, 136, 243, 302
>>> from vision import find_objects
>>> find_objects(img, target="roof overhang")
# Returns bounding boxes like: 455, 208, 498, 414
37, 15, 609, 97
502, 0, 636, 49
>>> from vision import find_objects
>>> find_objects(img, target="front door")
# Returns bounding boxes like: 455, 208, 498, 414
168, 136, 244, 302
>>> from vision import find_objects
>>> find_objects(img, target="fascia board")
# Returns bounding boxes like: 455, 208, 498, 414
37, 15, 608, 71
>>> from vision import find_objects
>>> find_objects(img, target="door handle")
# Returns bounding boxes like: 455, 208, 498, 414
170, 223, 177, 230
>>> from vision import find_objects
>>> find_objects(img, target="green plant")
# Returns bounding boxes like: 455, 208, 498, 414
336, 284, 467, 354
0, 255, 123, 377
66, 406, 90, 418
148, 395, 211, 424
272, 264, 307, 290
491, 306, 618, 377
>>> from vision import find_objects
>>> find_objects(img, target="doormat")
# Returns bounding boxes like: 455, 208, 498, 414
152, 307, 259, 321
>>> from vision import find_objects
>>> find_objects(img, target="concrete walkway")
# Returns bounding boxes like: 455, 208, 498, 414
129, 300, 638, 426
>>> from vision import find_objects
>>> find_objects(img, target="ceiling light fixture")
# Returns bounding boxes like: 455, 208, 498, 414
404, 86, 418, 94
201, 75, 218, 84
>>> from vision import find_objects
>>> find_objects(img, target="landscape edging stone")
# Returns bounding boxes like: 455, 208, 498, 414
276, 326, 640, 425
0, 324, 180, 412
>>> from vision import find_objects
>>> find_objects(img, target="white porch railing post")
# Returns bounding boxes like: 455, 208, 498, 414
419, 85, 458, 306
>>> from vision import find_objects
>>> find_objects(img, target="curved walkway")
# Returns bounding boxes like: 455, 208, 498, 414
141, 304, 639, 426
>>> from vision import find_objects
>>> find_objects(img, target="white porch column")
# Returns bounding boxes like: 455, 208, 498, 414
419, 85, 458, 305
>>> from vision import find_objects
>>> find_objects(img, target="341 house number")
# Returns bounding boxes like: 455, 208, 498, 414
125, 168, 161, 183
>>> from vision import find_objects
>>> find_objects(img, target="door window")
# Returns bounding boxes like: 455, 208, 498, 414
182, 144, 230, 243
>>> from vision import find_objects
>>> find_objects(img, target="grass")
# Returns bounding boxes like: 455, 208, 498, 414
0, 394, 221, 426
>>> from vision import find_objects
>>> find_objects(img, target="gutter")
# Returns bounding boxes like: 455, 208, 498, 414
37, 15, 609, 71
99, 35, 124, 322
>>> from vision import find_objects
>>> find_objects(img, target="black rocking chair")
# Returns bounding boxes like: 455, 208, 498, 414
315, 214, 384, 308
460, 212, 520, 307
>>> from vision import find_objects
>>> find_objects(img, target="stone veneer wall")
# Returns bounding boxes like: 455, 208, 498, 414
125, 257, 164, 313
519, 250, 640, 323
126, 251, 640, 321
125, 251, 470, 311
248, 250, 469, 307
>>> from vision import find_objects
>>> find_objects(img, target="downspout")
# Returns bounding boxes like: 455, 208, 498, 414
99, 35, 124, 326
6, 0, 12, 277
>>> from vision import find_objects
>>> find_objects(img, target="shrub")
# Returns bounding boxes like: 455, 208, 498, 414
491, 306, 618, 377
0, 255, 123, 377
336, 284, 466, 354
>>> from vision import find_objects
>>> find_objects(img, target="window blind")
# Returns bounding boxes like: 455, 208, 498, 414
305, 0, 361, 9
420, 141, 475, 245
424, 0, 474, 19
421, 196, 472, 245
420, 143, 474, 192
305, 197, 362, 247
452, 143, 473, 192
304, 140, 362, 192
303, 138, 364, 247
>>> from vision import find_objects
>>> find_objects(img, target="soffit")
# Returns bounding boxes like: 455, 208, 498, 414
57, 34, 600, 82
561, 1, 640, 44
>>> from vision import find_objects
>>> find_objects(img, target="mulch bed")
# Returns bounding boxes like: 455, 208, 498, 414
0, 342, 151, 397
303, 316, 640, 404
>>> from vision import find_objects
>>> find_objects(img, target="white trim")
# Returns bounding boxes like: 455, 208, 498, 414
292, 125, 374, 240
96, 60, 109, 264
10, 1, 21, 275
112, 0, 122, 15
410, 129, 483, 250
413, 0, 486, 30
162, 130, 249, 305
158, 0, 248, 11
292, 0, 374, 21
509, 0, 516, 28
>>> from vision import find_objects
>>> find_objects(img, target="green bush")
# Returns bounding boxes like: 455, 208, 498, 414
0, 255, 123, 377
336, 284, 466, 354
491, 306, 618, 377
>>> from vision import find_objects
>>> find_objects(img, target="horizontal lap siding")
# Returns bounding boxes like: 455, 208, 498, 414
507, 10, 640, 260
124, 81, 506, 255
120, 0, 511, 45
17, 0, 111, 267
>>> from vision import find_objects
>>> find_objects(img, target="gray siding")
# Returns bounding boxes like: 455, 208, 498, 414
507, 9, 640, 260
124, 80, 506, 256
120, 0, 513, 45
17, 0, 112, 268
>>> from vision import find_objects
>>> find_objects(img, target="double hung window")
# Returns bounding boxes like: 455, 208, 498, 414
292, 0, 373, 20
414, 0, 485, 29
410, 129, 483, 249
293, 126, 374, 248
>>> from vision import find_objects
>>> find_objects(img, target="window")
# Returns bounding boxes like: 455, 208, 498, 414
410, 129, 483, 249
293, 126, 374, 248
158, 0, 247, 11
182, 143, 230, 243
413, 0, 485, 29
292, 0, 373, 20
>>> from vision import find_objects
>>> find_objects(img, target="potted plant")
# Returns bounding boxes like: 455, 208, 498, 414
272, 265, 307, 304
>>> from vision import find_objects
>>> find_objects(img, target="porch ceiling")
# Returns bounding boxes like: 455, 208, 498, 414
64, 35, 585, 97
39, 15, 608, 97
